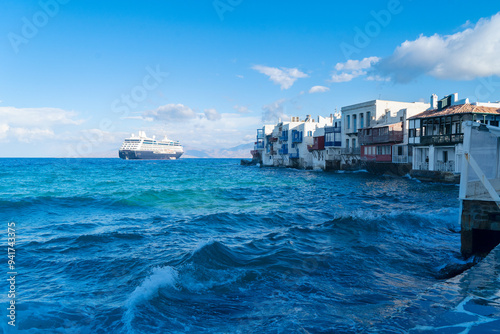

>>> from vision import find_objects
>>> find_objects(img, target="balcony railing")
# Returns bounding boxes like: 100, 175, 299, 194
358, 131, 403, 145
435, 160, 455, 172
325, 126, 342, 134
392, 155, 409, 164
414, 162, 429, 171
341, 147, 361, 154
325, 140, 342, 147
419, 134, 464, 145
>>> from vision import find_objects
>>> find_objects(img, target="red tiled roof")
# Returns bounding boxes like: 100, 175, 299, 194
408, 103, 500, 119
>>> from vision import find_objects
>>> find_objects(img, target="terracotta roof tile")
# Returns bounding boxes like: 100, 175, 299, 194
408, 103, 500, 119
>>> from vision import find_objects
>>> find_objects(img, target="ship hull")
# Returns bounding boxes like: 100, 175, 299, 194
119, 150, 183, 160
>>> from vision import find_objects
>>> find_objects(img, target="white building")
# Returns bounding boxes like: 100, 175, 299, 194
339, 99, 430, 169
258, 115, 334, 168
341, 99, 430, 153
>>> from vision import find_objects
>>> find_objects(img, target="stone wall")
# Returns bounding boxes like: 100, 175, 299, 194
461, 199, 500, 257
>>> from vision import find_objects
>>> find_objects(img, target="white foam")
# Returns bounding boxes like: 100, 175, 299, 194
123, 266, 178, 332
192, 237, 215, 254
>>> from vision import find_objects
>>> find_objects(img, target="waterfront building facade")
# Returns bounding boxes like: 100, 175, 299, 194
408, 93, 500, 182
257, 115, 334, 168
339, 99, 429, 171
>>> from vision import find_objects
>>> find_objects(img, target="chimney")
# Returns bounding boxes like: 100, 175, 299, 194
430, 94, 438, 109
452, 93, 459, 102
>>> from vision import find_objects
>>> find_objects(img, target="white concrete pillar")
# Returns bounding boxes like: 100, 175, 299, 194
429, 145, 435, 171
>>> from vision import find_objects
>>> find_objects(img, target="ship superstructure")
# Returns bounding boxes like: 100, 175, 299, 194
119, 131, 183, 160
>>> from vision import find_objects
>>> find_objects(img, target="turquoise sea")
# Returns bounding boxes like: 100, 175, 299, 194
1, 158, 499, 333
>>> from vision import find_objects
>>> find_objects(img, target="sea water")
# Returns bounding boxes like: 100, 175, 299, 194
0, 158, 498, 333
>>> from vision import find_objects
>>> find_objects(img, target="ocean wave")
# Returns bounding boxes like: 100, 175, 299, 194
187, 239, 248, 269
123, 266, 179, 332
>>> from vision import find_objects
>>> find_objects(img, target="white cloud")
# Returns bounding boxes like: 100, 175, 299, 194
378, 12, 500, 82
234, 105, 252, 113
252, 65, 309, 90
330, 57, 380, 83
335, 57, 380, 72
330, 70, 366, 83
0, 123, 10, 141
0, 106, 82, 127
309, 86, 330, 94
204, 108, 222, 121
143, 103, 197, 122
365, 75, 390, 82
0, 107, 83, 143
9, 128, 55, 143
262, 98, 289, 122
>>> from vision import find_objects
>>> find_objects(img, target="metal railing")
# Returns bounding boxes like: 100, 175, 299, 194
358, 131, 403, 145
435, 160, 455, 172
414, 162, 429, 170
325, 141, 342, 147
392, 155, 409, 164
341, 147, 361, 154
420, 134, 464, 145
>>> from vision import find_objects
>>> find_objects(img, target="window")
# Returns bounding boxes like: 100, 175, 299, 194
353, 115, 357, 132
366, 112, 371, 127
377, 145, 391, 155
347, 115, 351, 129
307, 131, 312, 137
352, 139, 356, 148
398, 146, 403, 156
346, 139, 349, 149
443, 151, 448, 163
360, 114, 364, 129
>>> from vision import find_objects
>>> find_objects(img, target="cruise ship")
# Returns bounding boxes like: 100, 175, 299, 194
119, 131, 184, 160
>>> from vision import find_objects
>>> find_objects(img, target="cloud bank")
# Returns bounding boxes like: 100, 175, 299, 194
377, 12, 500, 82
0, 107, 82, 143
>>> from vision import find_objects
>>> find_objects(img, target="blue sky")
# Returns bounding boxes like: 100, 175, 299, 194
1, 0, 500, 157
